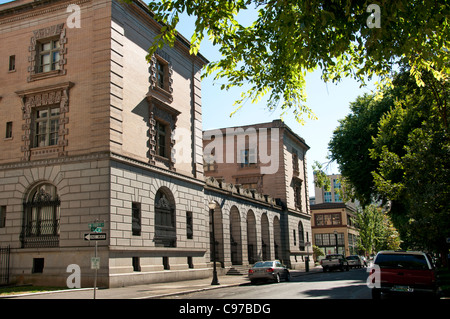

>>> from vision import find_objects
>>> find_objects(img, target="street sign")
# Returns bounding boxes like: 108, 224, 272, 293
91, 257, 100, 270
84, 233, 107, 241
89, 222, 104, 232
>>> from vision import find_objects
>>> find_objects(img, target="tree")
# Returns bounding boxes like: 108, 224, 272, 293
123, 0, 449, 123
327, 92, 394, 206
328, 67, 449, 258
353, 204, 401, 256
370, 70, 450, 257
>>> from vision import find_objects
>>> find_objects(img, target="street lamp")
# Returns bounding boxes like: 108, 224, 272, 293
333, 230, 339, 255
209, 202, 220, 285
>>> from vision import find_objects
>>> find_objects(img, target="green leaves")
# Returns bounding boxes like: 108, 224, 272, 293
138, 0, 449, 124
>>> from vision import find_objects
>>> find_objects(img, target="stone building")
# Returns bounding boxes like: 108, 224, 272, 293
0, 0, 313, 288
203, 120, 314, 269
0, 0, 209, 288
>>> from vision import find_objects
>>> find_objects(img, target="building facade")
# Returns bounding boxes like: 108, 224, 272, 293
310, 174, 359, 259
0, 0, 313, 288
203, 120, 314, 269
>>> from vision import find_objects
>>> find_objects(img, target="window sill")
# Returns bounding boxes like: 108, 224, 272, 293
29, 69, 66, 82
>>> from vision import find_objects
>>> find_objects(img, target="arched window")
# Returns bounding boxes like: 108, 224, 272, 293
298, 221, 305, 251
154, 188, 176, 247
21, 183, 60, 248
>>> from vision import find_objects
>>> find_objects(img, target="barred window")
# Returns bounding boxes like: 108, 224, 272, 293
22, 183, 60, 248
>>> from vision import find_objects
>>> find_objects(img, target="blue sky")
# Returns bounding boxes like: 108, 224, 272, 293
0, 0, 377, 195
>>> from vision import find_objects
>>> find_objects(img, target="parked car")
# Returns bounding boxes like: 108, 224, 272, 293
346, 255, 363, 268
248, 260, 290, 284
370, 250, 437, 299
320, 254, 350, 272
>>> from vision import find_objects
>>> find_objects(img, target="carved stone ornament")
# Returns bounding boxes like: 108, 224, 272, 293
28, 23, 67, 82
16, 82, 74, 161
155, 193, 174, 210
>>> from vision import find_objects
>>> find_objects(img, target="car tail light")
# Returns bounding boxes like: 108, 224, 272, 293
266, 268, 274, 273
248, 269, 254, 274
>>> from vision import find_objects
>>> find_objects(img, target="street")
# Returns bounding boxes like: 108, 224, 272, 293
164, 268, 372, 299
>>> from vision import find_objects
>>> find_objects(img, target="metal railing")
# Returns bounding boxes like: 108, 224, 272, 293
0, 245, 10, 286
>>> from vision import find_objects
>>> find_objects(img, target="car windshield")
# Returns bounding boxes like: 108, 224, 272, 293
253, 262, 274, 268
347, 256, 357, 260
375, 253, 430, 270
326, 255, 340, 259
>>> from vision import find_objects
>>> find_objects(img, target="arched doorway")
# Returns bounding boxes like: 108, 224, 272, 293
273, 216, 282, 261
209, 201, 224, 266
261, 213, 270, 260
246, 210, 257, 264
230, 206, 242, 265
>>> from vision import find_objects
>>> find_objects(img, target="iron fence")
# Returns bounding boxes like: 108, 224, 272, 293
0, 245, 10, 286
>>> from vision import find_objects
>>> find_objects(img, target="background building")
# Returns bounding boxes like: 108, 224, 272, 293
203, 120, 314, 269
310, 174, 359, 259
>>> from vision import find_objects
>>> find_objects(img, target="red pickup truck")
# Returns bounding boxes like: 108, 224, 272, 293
370, 250, 437, 299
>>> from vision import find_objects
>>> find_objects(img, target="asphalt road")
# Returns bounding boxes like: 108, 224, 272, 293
165, 268, 372, 299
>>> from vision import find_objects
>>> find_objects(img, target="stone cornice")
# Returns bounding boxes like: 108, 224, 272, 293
0, 0, 91, 25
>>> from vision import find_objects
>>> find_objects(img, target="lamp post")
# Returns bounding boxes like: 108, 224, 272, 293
333, 230, 339, 255
209, 203, 220, 285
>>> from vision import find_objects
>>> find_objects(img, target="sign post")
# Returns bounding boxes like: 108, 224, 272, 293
85, 220, 106, 299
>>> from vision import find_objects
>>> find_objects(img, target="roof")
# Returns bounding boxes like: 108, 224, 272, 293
203, 119, 310, 151
310, 202, 356, 212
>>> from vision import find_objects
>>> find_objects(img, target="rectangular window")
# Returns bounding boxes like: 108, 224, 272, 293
32, 258, 45, 273
5, 122, 12, 139
187, 256, 194, 269
156, 120, 167, 158
315, 214, 323, 226
37, 39, 60, 73
32, 106, 60, 148
240, 148, 256, 167
9, 55, 15, 71
314, 233, 323, 246
186, 211, 193, 239
132, 257, 141, 272
324, 191, 332, 202
0, 206, 6, 228
163, 256, 170, 270
157, 60, 165, 89
132, 202, 141, 236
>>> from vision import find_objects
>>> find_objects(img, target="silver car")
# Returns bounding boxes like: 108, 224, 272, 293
346, 255, 363, 268
248, 261, 290, 284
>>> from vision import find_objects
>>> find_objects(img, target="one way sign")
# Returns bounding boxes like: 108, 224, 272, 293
84, 233, 107, 241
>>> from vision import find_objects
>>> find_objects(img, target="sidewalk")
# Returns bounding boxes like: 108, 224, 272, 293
3, 266, 323, 299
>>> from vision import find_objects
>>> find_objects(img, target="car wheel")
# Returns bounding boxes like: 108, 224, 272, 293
274, 273, 281, 283
285, 271, 291, 282
323, 267, 327, 272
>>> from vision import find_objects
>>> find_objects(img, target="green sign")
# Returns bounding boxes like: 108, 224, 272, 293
89, 222, 104, 232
